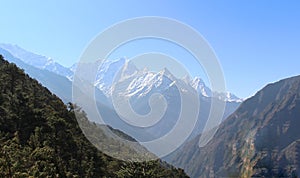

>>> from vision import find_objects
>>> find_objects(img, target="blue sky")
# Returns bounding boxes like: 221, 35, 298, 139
1, 0, 300, 98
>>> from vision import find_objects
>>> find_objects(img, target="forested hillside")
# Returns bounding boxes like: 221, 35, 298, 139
0, 55, 188, 177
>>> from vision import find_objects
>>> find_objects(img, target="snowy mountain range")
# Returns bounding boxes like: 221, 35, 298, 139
73, 57, 243, 103
0, 43, 242, 103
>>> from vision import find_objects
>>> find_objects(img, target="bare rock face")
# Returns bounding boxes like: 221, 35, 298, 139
172, 75, 300, 178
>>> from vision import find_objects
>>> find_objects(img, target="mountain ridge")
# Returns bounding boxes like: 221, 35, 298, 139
0, 43, 242, 102
0, 43, 73, 80
171, 75, 300, 177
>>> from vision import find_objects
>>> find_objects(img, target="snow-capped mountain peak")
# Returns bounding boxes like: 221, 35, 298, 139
183, 76, 212, 97
190, 77, 212, 97
182, 76, 243, 102
214, 91, 244, 103
120, 67, 176, 98
93, 57, 137, 95
0, 43, 49, 68
0, 43, 73, 80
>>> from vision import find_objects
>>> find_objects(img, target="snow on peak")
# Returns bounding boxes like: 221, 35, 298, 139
95, 58, 125, 87
110, 62, 243, 102
116, 59, 139, 81
122, 67, 176, 98
219, 92, 244, 102
0, 43, 49, 68
190, 77, 212, 97
0, 43, 73, 80
44, 57, 55, 68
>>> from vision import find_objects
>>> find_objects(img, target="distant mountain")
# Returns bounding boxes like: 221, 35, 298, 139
92, 58, 242, 103
171, 75, 300, 177
0, 47, 110, 110
0, 55, 189, 177
105, 60, 241, 142
0, 47, 72, 103
186, 76, 243, 102
0, 43, 242, 103
95, 57, 129, 95
0, 43, 73, 80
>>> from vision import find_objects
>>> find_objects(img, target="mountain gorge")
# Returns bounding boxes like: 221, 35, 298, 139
172, 75, 300, 177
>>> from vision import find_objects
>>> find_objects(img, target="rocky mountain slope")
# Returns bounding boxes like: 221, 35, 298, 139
171, 75, 300, 177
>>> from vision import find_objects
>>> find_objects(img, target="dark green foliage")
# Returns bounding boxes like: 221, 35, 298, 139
115, 161, 187, 178
0, 55, 188, 177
